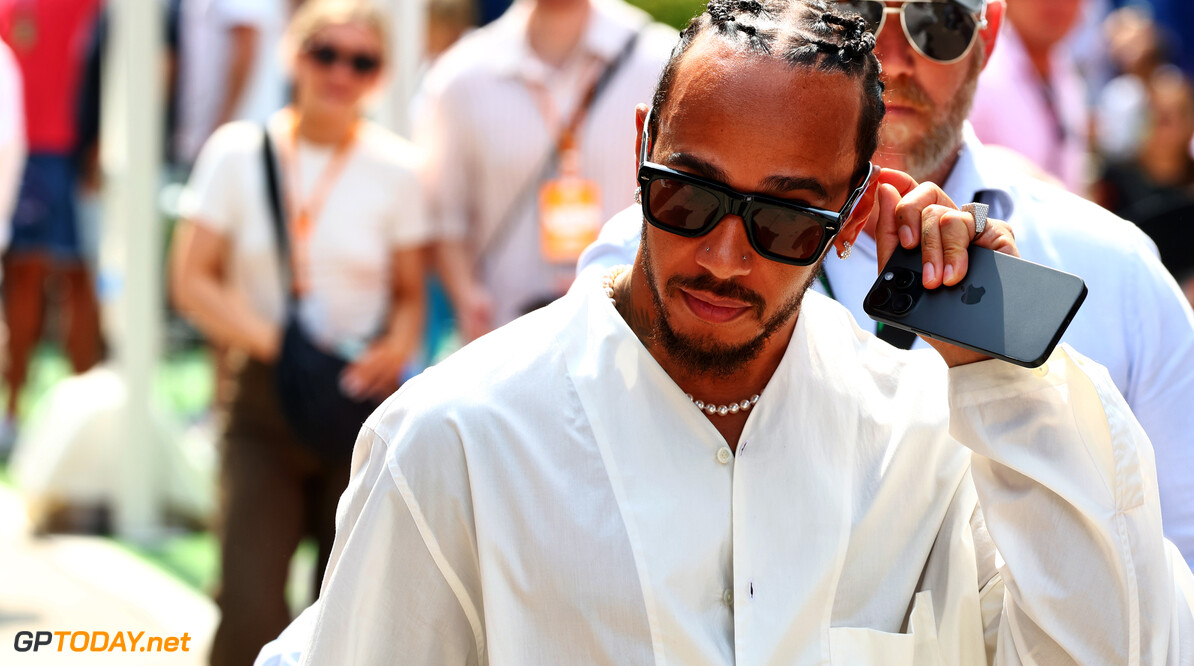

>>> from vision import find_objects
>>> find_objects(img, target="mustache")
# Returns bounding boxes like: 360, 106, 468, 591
667, 273, 765, 317
884, 76, 933, 110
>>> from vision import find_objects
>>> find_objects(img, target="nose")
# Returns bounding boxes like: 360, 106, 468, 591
873, 11, 915, 77
695, 214, 754, 280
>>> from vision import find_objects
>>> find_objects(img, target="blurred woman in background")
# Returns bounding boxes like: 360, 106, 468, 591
169, 1, 428, 662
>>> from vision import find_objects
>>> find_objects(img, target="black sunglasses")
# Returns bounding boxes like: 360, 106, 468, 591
636, 109, 877, 267
837, 1, 988, 64
305, 43, 382, 75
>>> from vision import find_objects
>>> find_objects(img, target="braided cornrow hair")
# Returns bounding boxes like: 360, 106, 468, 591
648, 0, 885, 179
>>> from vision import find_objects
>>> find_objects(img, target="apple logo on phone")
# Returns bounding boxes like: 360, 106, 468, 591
961, 285, 986, 305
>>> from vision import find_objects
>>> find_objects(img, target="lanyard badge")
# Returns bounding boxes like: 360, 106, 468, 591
539, 137, 602, 264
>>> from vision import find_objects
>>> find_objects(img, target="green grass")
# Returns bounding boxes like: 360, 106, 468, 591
112, 531, 221, 594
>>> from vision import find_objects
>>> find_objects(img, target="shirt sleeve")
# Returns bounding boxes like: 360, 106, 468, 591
177, 123, 249, 236
948, 345, 1194, 664
413, 74, 473, 242
299, 401, 483, 665
1120, 238, 1194, 567
387, 151, 432, 250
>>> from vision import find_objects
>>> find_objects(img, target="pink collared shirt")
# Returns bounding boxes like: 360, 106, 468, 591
969, 23, 1091, 195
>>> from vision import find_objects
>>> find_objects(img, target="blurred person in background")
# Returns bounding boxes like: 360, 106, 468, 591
969, 0, 1091, 194
415, 0, 676, 340
0, 37, 23, 458
427, 0, 475, 61
1099, 68, 1194, 221
0, 38, 22, 275
1095, 4, 1169, 162
175, 0, 288, 167
1098, 68, 1194, 307
579, 0, 1194, 567
169, 1, 429, 662
0, 0, 102, 453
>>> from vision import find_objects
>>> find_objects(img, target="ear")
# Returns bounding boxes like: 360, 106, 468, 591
979, 0, 1005, 68
634, 103, 649, 162
835, 174, 880, 255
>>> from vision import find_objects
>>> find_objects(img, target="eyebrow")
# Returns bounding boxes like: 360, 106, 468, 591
662, 152, 829, 201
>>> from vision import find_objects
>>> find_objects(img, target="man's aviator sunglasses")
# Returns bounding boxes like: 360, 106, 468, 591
837, 0, 988, 64
636, 109, 877, 267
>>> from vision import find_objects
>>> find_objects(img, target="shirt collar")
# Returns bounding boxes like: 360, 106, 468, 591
941, 123, 1017, 221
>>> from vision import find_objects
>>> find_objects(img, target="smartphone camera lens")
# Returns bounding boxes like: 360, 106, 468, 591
891, 293, 914, 315
867, 285, 893, 309
893, 269, 917, 289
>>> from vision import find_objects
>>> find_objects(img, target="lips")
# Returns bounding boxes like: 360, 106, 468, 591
680, 289, 752, 324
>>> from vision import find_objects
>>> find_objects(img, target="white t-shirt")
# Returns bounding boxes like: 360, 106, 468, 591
178, 115, 430, 353
176, 0, 287, 165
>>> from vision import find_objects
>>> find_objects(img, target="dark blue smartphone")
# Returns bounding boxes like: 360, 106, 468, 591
863, 244, 1088, 368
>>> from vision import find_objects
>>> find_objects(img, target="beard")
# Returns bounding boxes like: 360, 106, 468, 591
879, 52, 982, 181
639, 223, 819, 379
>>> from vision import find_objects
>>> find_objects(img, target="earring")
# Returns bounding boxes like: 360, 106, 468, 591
742, 255, 748, 262
705, 247, 711, 253
634, 186, 641, 204
838, 241, 852, 260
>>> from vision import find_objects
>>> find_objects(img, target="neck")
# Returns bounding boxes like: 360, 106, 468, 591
526, 0, 591, 67
1023, 42, 1054, 80
291, 105, 358, 146
614, 260, 790, 448
1140, 147, 1194, 186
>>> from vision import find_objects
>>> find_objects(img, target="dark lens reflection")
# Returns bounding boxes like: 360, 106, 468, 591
648, 178, 723, 231
750, 206, 825, 261
904, 2, 977, 62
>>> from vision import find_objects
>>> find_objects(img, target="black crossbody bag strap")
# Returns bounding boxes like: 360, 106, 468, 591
260, 126, 299, 310
476, 26, 645, 270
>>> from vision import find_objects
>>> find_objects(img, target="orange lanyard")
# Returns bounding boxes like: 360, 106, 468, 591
525, 56, 604, 157
279, 109, 359, 294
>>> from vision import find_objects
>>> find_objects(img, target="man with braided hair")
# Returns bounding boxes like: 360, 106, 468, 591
580, 0, 1194, 569
259, 1, 1194, 664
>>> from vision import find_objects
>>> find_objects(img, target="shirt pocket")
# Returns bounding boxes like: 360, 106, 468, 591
828, 591, 942, 666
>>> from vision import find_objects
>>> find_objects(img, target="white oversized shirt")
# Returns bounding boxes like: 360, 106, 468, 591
577, 127, 1194, 567
269, 279, 1194, 665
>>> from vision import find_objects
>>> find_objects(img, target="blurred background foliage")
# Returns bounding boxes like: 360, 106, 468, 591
628, 0, 703, 29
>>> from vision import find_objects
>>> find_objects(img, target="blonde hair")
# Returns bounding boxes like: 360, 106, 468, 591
284, 0, 391, 67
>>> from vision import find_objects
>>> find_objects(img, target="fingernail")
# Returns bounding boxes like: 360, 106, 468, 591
923, 262, 936, 285
898, 226, 914, 247
943, 264, 955, 284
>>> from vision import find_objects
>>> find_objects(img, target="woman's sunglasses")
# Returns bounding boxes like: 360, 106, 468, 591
636, 110, 877, 267
305, 43, 382, 75
838, 0, 988, 64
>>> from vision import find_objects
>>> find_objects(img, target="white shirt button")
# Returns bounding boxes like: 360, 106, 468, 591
716, 447, 732, 464
722, 589, 734, 607
1034, 363, 1050, 378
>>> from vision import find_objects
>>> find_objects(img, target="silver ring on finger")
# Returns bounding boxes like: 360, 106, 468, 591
960, 202, 989, 237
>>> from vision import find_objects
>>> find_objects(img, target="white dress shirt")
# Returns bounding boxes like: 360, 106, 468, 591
414, 0, 675, 325
576, 127, 1194, 567
260, 279, 1194, 665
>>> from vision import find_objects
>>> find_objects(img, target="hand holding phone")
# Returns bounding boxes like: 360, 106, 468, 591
866, 169, 1083, 367
864, 244, 1087, 367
